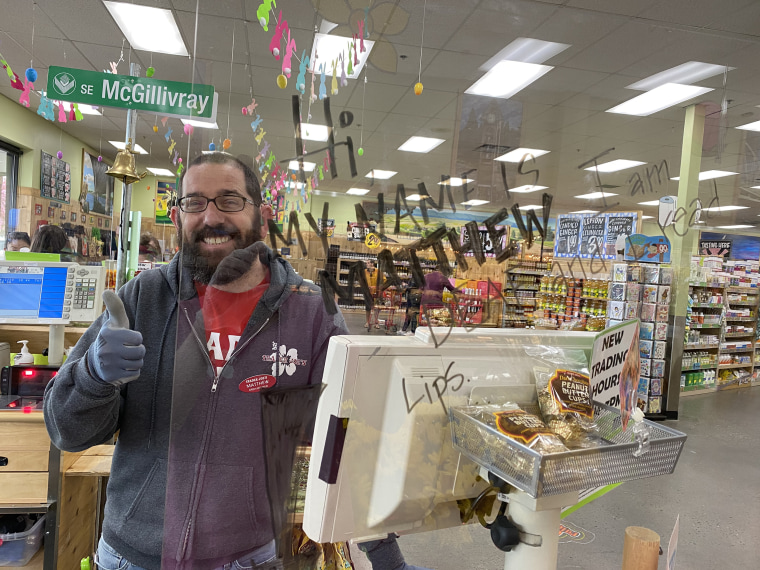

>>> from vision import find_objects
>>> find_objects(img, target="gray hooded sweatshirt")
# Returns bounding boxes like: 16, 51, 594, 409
44, 245, 348, 570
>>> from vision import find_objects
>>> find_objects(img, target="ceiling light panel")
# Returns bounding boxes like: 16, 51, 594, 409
575, 192, 619, 199
627, 62, 733, 91
465, 60, 552, 99
461, 199, 489, 206
109, 140, 148, 154
571, 210, 599, 214
584, 160, 646, 173
300, 124, 330, 141
638, 200, 662, 206
480, 38, 570, 69
716, 225, 754, 229
438, 178, 474, 186
671, 170, 737, 181
510, 185, 548, 193
701, 205, 748, 212
311, 33, 374, 79
518, 204, 543, 210
737, 121, 760, 132
181, 118, 218, 129
346, 188, 370, 196
365, 170, 397, 179
607, 83, 713, 116
398, 136, 445, 153
104, 2, 188, 56
495, 148, 550, 162
147, 168, 175, 176
289, 161, 316, 171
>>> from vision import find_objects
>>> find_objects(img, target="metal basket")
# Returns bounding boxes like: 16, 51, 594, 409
449, 402, 686, 498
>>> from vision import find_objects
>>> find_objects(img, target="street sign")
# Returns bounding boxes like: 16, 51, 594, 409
46, 66, 216, 119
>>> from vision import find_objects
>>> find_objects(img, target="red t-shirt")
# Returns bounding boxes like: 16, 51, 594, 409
195, 271, 270, 376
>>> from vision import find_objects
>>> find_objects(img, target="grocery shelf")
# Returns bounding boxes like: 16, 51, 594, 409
727, 301, 758, 306
725, 316, 755, 322
727, 286, 759, 293
505, 269, 546, 276
683, 343, 719, 350
680, 385, 718, 397
724, 332, 755, 337
690, 323, 722, 329
717, 363, 754, 369
691, 303, 724, 308
720, 347, 754, 353
689, 282, 727, 288
681, 364, 718, 371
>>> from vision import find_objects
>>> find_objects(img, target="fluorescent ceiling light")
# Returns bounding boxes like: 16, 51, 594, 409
104, 1, 188, 56
628, 62, 733, 91
398, 136, 445, 153
737, 120, 760, 132
288, 160, 316, 171
717, 225, 754, 229
510, 184, 548, 193
701, 205, 748, 212
584, 159, 645, 173
313, 189, 339, 197
607, 83, 713, 116
300, 123, 330, 142
518, 204, 543, 210
311, 33, 374, 79
147, 167, 175, 176
285, 181, 304, 189
346, 188, 370, 196
495, 148, 550, 162
571, 210, 598, 214
406, 194, 423, 201
109, 140, 148, 154
438, 177, 474, 186
480, 38, 570, 69
181, 118, 218, 129
465, 60, 552, 99
642, 215, 654, 219
38, 92, 101, 115
461, 199, 489, 206
638, 200, 662, 206
575, 191, 618, 199
365, 169, 396, 179
671, 170, 737, 181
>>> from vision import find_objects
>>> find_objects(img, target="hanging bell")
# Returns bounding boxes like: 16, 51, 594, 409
106, 138, 147, 185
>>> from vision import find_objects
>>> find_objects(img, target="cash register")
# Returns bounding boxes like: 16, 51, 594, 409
0, 260, 105, 410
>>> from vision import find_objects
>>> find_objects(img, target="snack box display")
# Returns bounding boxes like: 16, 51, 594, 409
658, 285, 671, 304
650, 378, 663, 396
641, 303, 657, 322
613, 264, 627, 282
642, 266, 660, 284
642, 284, 659, 304
654, 322, 668, 340
608, 301, 625, 320
648, 396, 662, 414
625, 302, 640, 320
640, 358, 652, 377
660, 267, 673, 285
652, 359, 666, 378
656, 304, 670, 322
640, 340, 653, 359
626, 283, 642, 301
653, 341, 667, 360
609, 282, 626, 301
640, 322, 654, 340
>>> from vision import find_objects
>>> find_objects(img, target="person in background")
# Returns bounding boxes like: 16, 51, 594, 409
400, 277, 422, 335
30, 224, 69, 254
364, 259, 379, 330
6, 231, 31, 252
421, 270, 457, 311
138, 233, 162, 263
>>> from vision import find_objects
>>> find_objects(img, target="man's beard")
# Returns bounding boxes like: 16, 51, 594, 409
177, 219, 262, 285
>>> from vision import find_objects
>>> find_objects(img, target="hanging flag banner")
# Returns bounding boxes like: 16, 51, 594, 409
46, 66, 217, 119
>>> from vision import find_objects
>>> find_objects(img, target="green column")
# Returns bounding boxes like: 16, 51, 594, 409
667, 103, 705, 417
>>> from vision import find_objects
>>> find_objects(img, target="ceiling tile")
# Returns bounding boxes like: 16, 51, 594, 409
389, 89, 456, 119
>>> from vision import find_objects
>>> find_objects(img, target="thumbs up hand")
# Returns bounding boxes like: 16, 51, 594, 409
87, 290, 145, 386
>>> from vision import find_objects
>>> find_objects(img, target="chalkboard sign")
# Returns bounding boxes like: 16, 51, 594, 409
579, 216, 606, 257
553, 212, 639, 260
460, 226, 507, 257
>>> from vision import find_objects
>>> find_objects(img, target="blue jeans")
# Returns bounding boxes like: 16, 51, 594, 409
96, 538, 280, 570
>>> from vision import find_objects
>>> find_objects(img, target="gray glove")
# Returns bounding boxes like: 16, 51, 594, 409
87, 290, 145, 386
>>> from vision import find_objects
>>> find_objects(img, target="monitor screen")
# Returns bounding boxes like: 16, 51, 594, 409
0, 264, 72, 324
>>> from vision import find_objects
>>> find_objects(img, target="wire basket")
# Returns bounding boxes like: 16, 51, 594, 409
449, 402, 686, 498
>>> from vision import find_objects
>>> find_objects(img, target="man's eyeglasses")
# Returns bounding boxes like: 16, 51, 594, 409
177, 195, 255, 213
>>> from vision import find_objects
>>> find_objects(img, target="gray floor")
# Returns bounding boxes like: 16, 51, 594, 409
342, 313, 760, 569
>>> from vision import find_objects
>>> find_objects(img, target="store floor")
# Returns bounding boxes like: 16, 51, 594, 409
342, 313, 760, 569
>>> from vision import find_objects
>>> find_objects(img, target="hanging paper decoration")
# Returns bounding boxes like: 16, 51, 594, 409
223, 138, 231, 150
319, 64, 326, 100
331, 59, 338, 95
183, 123, 194, 136
19, 79, 33, 108
56, 102, 67, 121
276, 74, 287, 89
346, 41, 354, 76
414, 82, 423, 95
295, 51, 309, 95
161, 116, 169, 127
57, 151, 63, 159
109, 61, 118, 74
25, 68, 38, 83
357, 21, 366, 53
250, 114, 263, 132
269, 12, 289, 58
168, 139, 176, 154
246, 99, 258, 115
339, 53, 347, 87
281, 29, 296, 77
255, 128, 266, 145
37, 92, 55, 121
209, 142, 216, 151
310, 65, 317, 102
146, 66, 155, 77
1, 58, 24, 90
352, 35, 359, 66
256, 0, 276, 31
172, 150, 179, 165
165, 126, 173, 143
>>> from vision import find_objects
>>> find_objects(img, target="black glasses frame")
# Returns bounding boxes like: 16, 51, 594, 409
177, 195, 256, 213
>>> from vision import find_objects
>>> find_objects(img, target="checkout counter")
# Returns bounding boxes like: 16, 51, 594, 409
0, 260, 106, 570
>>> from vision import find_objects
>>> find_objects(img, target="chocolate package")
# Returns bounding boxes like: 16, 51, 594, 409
641, 303, 657, 322
640, 322, 654, 340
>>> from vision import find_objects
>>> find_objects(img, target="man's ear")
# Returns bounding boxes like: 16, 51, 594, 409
169, 206, 180, 229
260, 203, 274, 239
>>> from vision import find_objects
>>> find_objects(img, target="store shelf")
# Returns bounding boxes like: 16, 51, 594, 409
680, 385, 718, 397
724, 332, 755, 337
683, 343, 719, 350
720, 347, 754, 353
689, 282, 727, 288
727, 286, 759, 293
681, 364, 718, 371
506, 268, 546, 276
690, 323, 722, 329
580, 296, 609, 301
725, 316, 756, 322
717, 363, 754, 369
691, 303, 724, 308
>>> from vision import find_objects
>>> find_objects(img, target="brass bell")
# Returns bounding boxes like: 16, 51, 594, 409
106, 138, 147, 185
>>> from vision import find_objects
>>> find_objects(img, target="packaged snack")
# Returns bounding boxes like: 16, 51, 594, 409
640, 303, 656, 322
647, 396, 662, 414
625, 302, 640, 320
637, 377, 650, 411
626, 283, 642, 301
654, 322, 668, 340
660, 267, 673, 285
642, 284, 659, 304
609, 282, 626, 301
652, 359, 666, 378
640, 358, 651, 377
608, 301, 625, 320
639, 322, 654, 340
656, 304, 670, 322
653, 341, 667, 360
530, 347, 599, 449
613, 264, 627, 282
650, 378, 663, 396
642, 266, 660, 284
658, 285, 671, 304
640, 340, 653, 359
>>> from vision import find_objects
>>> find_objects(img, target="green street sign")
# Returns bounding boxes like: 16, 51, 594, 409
46, 66, 216, 119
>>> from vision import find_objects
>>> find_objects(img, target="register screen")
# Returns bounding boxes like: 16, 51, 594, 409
0, 266, 67, 320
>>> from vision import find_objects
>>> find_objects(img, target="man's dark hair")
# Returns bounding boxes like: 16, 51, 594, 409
30, 225, 68, 253
179, 152, 262, 206
7, 232, 31, 246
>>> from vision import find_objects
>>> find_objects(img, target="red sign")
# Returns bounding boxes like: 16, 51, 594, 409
238, 374, 277, 393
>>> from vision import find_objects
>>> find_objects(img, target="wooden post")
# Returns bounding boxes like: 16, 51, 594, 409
622, 526, 660, 570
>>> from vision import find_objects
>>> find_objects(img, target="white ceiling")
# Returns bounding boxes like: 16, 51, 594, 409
1, 0, 760, 225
